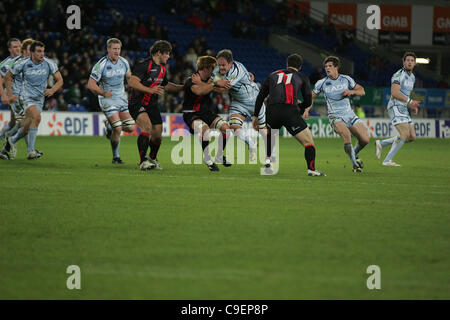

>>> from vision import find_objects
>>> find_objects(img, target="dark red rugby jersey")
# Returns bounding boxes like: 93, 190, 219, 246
182, 73, 213, 113
254, 68, 312, 116
129, 57, 168, 107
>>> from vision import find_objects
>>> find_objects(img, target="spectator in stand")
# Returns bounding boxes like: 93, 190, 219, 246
309, 67, 323, 85
137, 22, 149, 38
186, 9, 204, 29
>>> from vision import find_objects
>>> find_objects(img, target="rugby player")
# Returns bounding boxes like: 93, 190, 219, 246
252, 54, 325, 176
308, 56, 369, 172
375, 52, 420, 166
87, 38, 135, 164
213, 49, 266, 161
5, 41, 63, 159
128, 40, 184, 170
183, 55, 232, 171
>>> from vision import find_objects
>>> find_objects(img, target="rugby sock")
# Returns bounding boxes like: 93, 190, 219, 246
237, 129, 256, 148
149, 138, 161, 160
201, 139, 212, 164
7, 123, 20, 138
304, 144, 316, 170
201, 140, 209, 151
344, 142, 358, 167
265, 128, 272, 158
215, 133, 229, 161
137, 132, 150, 163
222, 132, 229, 152
380, 136, 397, 147
24, 133, 29, 147
353, 141, 366, 156
111, 139, 120, 158
27, 128, 38, 152
11, 127, 27, 144
383, 137, 405, 163
2, 124, 20, 152
0, 124, 9, 139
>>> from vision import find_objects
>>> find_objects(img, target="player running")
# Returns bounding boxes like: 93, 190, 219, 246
0, 38, 37, 159
213, 49, 266, 161
308, 56, 369, 172
252, 53, 325, 176
375, 52, 420, 167
5, 41, 63, 159
128, 40, 184, 170
0, 38, 22, 154
87, 38, 136, 164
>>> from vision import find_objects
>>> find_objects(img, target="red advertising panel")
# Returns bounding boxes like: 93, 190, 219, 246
380, 5, 412, 31
328, 3, 357, 30
433, 6, 450, 45
434, 6, 450, 32
379, 5, 411, 44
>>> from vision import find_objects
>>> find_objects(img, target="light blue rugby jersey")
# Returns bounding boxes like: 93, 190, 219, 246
313, 74, 356, 116
1, 55, 24, 96
387, 68, 415, 109
10, 57, 58, 100
8, 55, 26, 96
0, 56, 16, 77
90, 56, 130, 98
213, 61, 260, 108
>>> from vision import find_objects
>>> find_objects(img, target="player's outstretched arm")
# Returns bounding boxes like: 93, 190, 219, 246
4, 71, 16, 104
253, 77, 269, 118
343, 84, 365, 97
45, 71, 64, 97
128, 75, 164, 96
164, 82, 184, 92
192, 79, 215, 96
214, 78, 232, 89
0, 74, 8, 105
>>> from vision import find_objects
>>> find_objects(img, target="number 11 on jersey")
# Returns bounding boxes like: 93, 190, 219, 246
276, 72, 292, 85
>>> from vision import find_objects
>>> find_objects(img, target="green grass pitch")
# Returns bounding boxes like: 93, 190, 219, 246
1, 136, 449, 299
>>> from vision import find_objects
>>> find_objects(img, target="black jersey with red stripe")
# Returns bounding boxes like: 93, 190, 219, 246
129, 57, 168, 106
254, 68, 311, 116
182, 73, 213, 113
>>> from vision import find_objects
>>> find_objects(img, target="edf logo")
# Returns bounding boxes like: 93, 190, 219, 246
65, 117, 89, 135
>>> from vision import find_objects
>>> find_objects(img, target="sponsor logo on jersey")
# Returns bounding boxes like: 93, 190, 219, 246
105, 69, 125, 77
146, 77, 164, 84
324, 84, 347, 93
404, 80, 414, 88
25, 69, 47, 76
